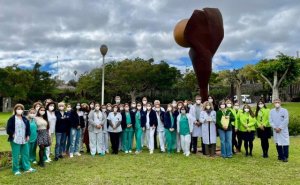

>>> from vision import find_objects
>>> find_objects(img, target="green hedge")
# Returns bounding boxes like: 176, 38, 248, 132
289, 115, 300, 136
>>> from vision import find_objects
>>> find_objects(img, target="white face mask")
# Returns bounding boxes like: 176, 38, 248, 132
155, 108, 160, 112
226, 104, 232, 108
67, 107, 72, 111
76, 105, 81, 109
35, 106, 40, 111
16, 110, 23, 115
208, 98, 213, 103
39, 111, 45, 115
59, 106, 64, 111
113, 108, 118, 112
119, 107, 124, 111
275, 103, 280, 108
115, 100, 120, 103
49, 106, 54, 111
142, 100, 147, 104
131, 104, 136, 108
206, 106, 211, 110
125, 107, 129, 111
29, 113, 35, 118
244, 108, 250, 112
196, 100, 201, 104
95, 106, 100, 111
220, 105, 226, 109
234, 105, 239, 110
90, 104, 94, 109
147, 106, 152, 110
181, 110, 186, 114
137, 106, 141, 110
259, 104, 264, 108
167, 107, 172, 111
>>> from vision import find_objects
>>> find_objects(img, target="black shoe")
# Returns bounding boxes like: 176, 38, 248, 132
283, 158, 288, 162
59, 155, 63, 158
245, 153, 249, 157
38, 162, 45, 167
54, 157, 59, 161
80, 151, 84, 153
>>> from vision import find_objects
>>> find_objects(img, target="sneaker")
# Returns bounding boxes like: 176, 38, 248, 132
135, 151, 140, 154
106, 150, 110, 154
25, 168, 36, 173
150, 150, 153, 154
129, 150, 132, 153
70, 153, 74, 158
125, 151, 129, 154
185, 153, 190, 157
32, 161, 37, 164
59, 155, 64, 159
14, 171, 21, 176
74, 152, 81, 156
45, 159, 51, 163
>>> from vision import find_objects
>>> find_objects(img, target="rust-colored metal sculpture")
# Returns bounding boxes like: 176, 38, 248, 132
174, 8, 224, 100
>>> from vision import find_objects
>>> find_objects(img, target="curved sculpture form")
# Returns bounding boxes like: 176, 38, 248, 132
174, 8, 224, 100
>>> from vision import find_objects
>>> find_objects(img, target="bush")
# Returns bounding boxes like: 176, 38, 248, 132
289, 115, 300, 136
0, 151, 12, 169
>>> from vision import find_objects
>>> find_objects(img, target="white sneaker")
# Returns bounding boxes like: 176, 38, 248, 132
45, 159, 51, 163
75, 152, 81, 156
70, 153, 74, 158
32, 161, 37, 164
186, 153, 190, 157
14, 171, 21, 176
25, 168, 36, 173
135, 151, 140, 154
125, 151, 129, 154
106, 150, 109, 154
129, 150, 132, 153
150, 150, 153, 154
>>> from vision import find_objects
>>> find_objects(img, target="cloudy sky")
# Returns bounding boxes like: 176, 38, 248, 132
0, 0, 299, 81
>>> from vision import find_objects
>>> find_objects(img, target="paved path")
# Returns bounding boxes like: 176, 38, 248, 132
0, 129, 6, 136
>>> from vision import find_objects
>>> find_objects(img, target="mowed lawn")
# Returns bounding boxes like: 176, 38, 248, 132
0, 102, 300, 184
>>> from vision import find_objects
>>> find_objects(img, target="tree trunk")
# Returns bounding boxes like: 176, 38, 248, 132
271, 71, 279, 102
129, 90, 136, 102
236, 83, 242, 104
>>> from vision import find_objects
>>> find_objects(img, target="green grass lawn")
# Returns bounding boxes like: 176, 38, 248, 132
0, 112, 12, 128
0, 136, 300, 184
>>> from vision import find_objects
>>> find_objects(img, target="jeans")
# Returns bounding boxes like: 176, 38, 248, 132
218, 129, 232, 158
70, 128, 82, 154
55, 132, 66, 157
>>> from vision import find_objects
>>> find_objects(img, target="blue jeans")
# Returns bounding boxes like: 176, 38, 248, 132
70, 128, 82, 154
55, 132, 66, 157
218, 129, 232, 158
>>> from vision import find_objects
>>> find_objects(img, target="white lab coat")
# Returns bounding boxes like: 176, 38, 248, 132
270, 107, 289, 146
200, 110, 217, 145
189, 104, 202, 137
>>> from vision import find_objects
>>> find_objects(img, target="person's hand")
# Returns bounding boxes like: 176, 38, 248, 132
260, 125, 264, 130
26, 136, 29, 141
142, 127, 145, 131
235, 129, 238, 132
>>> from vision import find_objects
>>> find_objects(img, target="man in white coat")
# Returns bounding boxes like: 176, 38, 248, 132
189, 95, 203, 154
270, 99, 289, 162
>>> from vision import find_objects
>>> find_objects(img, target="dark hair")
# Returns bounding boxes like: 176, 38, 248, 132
36, 106, 46, 117
255, 100, 266, 117
45, 101, 57, 111
73, 102, 81, 111
243, 104, 255, 117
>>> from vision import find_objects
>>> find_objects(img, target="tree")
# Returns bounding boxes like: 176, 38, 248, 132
251, 53, 300, 102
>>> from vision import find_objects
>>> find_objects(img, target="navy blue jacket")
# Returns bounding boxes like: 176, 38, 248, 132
141, 109, 158, 127
69, 110, 84, 129
164, 111, 177, 129
6, 115, 30, 142
121, 111, 136, 130
55, 111, 69, 133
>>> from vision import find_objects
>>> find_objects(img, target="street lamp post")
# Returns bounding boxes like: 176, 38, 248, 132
100, 45, 108, 105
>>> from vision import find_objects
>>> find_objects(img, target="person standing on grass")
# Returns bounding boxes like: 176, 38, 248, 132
270, 99, 289, 162
27, 108, 38, 164
121, 103, 135, 154
172, 100, 181, 153
134, 102, 144, 154
44, 101, 57, 163
107, 104, 122, 154
63, 103, 72, 155
35, 106, 51, 167
189, 95, 203, 154
200, 101, 217, 157
155, 103, 166, 153
81, 103, 90, 153
177, 107, 195, 157
69, 102, 84, 158
164, 104, 177, 154
54, 102, 68, 161
145, 102, 158, 154
255, 100, 272, 158
88, 102, 106, 156
7, 104, 36, 175
216, 100, 235, 158
101, 104, 110, 154
226, 99, 238, 154
233, 101, 242, 152
239, 104, 257, 157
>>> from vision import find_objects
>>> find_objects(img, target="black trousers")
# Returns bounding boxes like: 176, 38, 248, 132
110, 132, 120, 154
260, 138, 269, 156
154, 128, 158, 149
237, 131, 243, 151
276, 144, 289, 160
232, 126, 238, 153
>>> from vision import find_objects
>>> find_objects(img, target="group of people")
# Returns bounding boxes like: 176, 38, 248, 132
6, 95, 290, 176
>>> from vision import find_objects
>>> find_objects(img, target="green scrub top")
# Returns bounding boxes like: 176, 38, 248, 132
125, 112, 133, 131
29, 119, 37, 142
135, 111, 141, 129
179, 115, 189, 136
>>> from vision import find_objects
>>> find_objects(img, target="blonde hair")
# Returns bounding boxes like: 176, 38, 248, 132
202, 101, 214, 110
